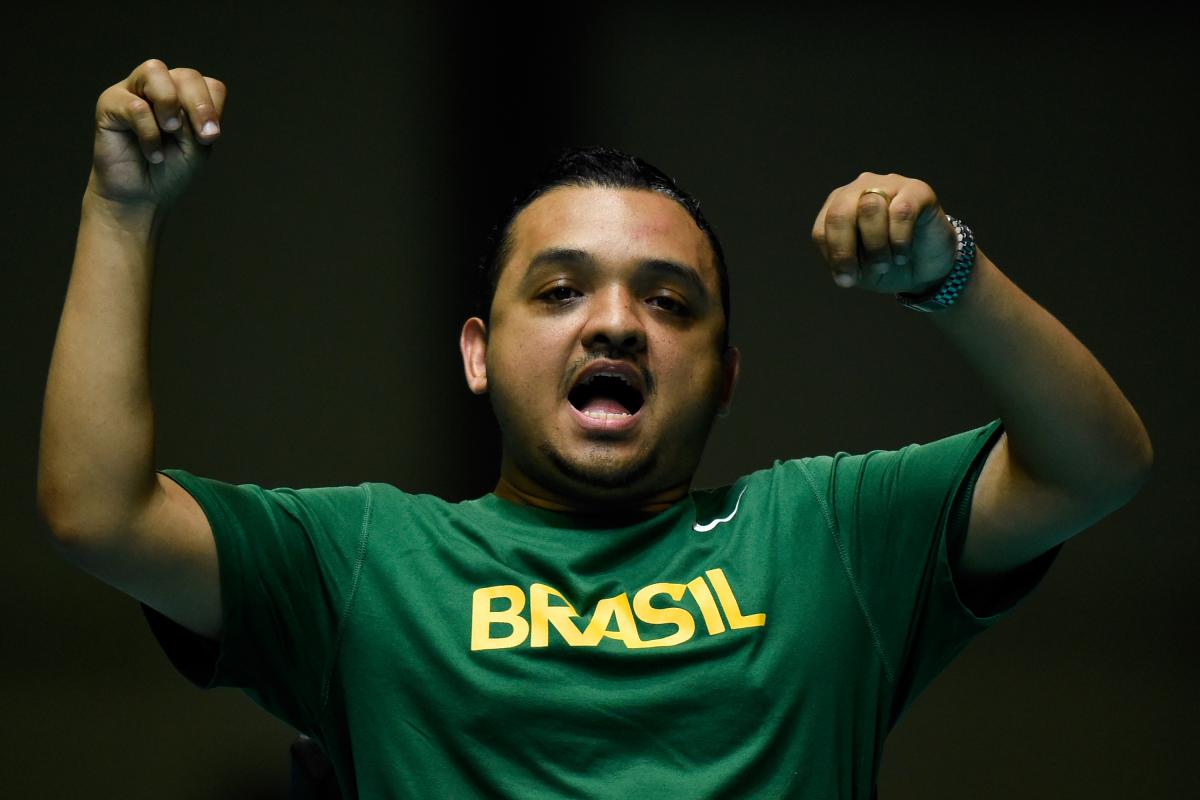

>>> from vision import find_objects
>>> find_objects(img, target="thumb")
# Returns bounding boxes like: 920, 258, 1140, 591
911, 207, 957, 284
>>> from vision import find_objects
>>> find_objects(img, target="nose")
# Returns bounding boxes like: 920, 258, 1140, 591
581, 285, 646, 355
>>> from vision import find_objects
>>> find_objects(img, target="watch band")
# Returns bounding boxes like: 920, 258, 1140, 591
895, 214, 976, 313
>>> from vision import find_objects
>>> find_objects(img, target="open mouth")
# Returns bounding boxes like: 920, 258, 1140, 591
568, 371, 645, 419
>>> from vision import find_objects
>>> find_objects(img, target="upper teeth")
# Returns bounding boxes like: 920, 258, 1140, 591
585, 371, 631, 386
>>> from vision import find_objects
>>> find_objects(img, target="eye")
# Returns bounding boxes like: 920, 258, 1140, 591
537, 285, 582, 304
647, 293, 688, 314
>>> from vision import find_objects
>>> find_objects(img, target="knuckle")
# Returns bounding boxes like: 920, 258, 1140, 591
152, 83, 180, 106
889, 201, 917, 222
140, 58, 168, 73
169, 66, 201, 81
95, 85, 117, 109
126, 97, 151, 116
857, 194, 887, 214
824, 209, 854, 228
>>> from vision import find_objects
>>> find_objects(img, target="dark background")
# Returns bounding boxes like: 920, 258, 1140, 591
5, 3, 1196, 797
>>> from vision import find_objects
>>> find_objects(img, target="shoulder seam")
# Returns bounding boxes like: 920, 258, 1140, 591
794, 457, 897, 683
319, 482, 374, 716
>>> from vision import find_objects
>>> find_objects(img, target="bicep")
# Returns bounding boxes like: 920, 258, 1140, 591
62, 472, 222, 641
958, 431, 1109, 581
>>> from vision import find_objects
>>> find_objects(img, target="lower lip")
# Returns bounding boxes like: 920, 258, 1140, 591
568, 403, 643, 433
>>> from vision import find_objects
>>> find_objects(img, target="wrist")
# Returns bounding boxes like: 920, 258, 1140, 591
905, 275, 946, 296
896, 214, 976, 313
81, 176, 167, 240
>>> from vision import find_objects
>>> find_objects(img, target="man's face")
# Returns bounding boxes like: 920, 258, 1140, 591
461, 185, 739, 508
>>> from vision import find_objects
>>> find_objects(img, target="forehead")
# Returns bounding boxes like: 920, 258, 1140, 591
501, 185, 718, 289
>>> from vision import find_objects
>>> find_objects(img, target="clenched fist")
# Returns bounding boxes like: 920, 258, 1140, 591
811, 172, 959, 296
88, 59, 226, 210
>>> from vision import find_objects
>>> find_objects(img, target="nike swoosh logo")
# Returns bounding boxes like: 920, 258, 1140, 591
693, 487, 747, 532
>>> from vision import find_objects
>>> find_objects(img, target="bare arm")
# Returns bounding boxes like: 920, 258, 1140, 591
923, 248, 1152, 575
811, 173, 1153, 581
38, 60, 228, 640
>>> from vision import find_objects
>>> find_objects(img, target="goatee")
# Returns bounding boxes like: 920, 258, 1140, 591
540, 442, 658, 490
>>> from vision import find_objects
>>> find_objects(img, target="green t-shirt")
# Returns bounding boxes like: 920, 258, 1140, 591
142, 418, 1060, 798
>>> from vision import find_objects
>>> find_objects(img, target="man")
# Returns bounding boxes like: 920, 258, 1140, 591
38, 60, 1153, 798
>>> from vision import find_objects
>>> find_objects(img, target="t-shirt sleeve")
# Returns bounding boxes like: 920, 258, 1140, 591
140, 468, 372, 735
804, 419, 1061, 724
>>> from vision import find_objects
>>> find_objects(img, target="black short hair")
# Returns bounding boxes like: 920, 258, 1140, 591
477, 146, 730, 348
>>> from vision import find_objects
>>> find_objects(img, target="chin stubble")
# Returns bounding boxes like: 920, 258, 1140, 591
539, 442, 659, 491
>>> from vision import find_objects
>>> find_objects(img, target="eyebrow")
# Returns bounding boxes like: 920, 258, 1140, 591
519, 247, 711, 301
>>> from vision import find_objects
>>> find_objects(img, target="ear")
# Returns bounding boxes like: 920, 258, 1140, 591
460, 317, 489, 394
717, 345, 741, 416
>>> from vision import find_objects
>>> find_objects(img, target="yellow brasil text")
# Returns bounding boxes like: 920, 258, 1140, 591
471, 568, 766, 651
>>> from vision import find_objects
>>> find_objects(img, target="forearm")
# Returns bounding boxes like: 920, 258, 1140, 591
929, 248, 1153, 497
38, 187, 166, 540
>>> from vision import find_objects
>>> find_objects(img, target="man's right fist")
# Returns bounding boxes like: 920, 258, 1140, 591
89, 59, 226, 209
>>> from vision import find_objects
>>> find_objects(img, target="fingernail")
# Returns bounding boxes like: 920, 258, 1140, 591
162, 116, 180, 131
895, 254, 908, 265
874, 262, 890, 274
201, 121, 220, 136
834, 273, 856, 288
149, 150, 164, 164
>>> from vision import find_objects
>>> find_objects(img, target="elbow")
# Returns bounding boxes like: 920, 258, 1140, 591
35, 478, 121, 556
35, 475, 73, 545
1065, 441, 1154, 515
1109, 439, 1154, 508
1139, 433, 1155, 480
36, 488, 90, 555
1130, 455, 1153, 499
1127, 431, 1155, 495
1100, 420, 1155, 504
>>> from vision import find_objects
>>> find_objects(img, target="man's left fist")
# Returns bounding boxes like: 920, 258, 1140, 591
811, 172, 958, 294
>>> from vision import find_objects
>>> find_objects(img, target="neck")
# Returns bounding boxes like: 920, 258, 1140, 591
492, 473, 687, 516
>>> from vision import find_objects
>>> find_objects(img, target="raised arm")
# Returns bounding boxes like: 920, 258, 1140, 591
810, 173, 1153, 591
37, 60, 227, 640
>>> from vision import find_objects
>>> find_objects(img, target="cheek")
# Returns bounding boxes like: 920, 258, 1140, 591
488, 324, 575, 402
660, 353, 725, 407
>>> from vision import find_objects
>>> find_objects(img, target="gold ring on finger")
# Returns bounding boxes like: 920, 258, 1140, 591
860, 187, 891, 204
